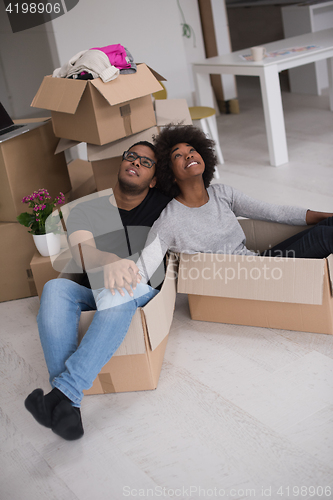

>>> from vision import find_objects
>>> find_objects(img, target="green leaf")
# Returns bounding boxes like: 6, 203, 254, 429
17, 212, 35, 228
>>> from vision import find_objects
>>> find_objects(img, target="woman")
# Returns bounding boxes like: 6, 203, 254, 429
136, 125, 332, 284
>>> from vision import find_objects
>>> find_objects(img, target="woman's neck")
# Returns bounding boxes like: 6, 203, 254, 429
176, 179, 209, 207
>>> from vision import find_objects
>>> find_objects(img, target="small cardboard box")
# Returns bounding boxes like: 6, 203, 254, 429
31, 64, 163, 145
78, 256, 178, 394
0, 120, 71, 222
0, 222, 38, 302
177, 219, 333, 335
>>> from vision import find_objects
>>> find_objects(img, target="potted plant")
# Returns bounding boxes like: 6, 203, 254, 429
17, 188, 65, 257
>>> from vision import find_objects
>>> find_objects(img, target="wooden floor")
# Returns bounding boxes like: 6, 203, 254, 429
1, 76, 333, 500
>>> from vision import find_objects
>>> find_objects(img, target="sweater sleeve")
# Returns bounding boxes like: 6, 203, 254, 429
223, 185, 308, 225
136, 228, 169, 284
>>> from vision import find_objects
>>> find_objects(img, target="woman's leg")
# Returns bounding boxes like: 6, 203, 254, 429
262, 217, 333, 258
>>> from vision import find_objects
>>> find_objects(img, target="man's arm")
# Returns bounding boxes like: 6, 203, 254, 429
68, 230, 141, 296
306, 210, 333, 225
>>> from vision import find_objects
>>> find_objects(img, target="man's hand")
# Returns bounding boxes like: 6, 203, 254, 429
103, 259, 142, 297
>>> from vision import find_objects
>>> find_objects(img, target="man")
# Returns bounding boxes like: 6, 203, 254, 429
25, 141, 171, 441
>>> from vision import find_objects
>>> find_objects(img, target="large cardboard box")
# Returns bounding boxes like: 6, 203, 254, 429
177, 219, 333, 335
31, 64, 163, 145
0, 120, 71, 222
0, 222, 38, 302
78, 256, 178, 394
30, 252, 61, 299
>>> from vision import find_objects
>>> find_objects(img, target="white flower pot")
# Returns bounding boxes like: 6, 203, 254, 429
33, 233, 61, 257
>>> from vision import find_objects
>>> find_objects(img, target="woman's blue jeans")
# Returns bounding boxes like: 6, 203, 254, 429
37, 279, 158, 407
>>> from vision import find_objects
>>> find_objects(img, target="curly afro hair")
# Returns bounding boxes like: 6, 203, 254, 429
153, 124, 217, 198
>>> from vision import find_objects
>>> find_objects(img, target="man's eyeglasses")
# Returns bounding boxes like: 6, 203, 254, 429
122, 150, 155, 169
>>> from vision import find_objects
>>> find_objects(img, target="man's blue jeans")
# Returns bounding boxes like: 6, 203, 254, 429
37, 279, 158, 407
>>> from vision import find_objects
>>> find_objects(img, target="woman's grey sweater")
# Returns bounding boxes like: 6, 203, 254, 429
137, 184, 308, 283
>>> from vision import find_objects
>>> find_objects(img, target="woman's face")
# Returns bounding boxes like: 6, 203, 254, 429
170, 143, 205, 183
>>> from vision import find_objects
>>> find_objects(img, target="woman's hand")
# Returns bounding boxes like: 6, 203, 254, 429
306, 210, 333, 225
103, 259, 141, 297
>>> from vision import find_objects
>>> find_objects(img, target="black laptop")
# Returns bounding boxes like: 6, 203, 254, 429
0, 102, 46, 143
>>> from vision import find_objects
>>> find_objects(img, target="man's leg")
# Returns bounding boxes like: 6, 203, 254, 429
262, 217, 333, 258
51, 282, 158, 406
25, 278, 96, 438
37, 278, 97, 384
26, 281, 158, 440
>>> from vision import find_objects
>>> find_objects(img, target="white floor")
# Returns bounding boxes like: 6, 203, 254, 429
1, 76, 333, 500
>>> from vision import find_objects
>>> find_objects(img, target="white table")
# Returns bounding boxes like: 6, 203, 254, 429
192, 28, 333, 166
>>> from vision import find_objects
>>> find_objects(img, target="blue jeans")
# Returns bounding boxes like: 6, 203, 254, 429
37, 279, 158, 407
262, 216, 333, 258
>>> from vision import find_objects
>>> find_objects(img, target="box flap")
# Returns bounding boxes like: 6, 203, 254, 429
143, 64, 166, 82
90, 63, 163, 106
55, 137, 83, 154
327, 254, 333, 295
142, 255, 178, 351
31, 76, 87, 113
177, 253, 325, 305
155, 99, 192, 126
238, 219, 312, 254
87, 127, 159, 161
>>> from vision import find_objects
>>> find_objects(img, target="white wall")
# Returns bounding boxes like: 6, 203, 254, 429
177, 0, 206, 103
0, 0, 195, 118
0, 3, 59, 118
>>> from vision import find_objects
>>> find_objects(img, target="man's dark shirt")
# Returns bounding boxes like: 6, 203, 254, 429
66, 188, 171, 289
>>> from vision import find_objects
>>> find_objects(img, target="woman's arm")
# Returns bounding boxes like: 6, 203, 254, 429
136, 231, 169, 285
306, 210, 333, 225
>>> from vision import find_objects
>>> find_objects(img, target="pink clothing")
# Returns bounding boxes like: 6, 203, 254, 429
90, 44, 130, 70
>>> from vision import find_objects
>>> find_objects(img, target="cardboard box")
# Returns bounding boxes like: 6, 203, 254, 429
30, 252, 61, 298
0, 222, 38, 302
0, 120, 71, 222
78, 255, 178, 394
31, 64, 163, 145
177, 219, 333, 335
67, 159, 97, 200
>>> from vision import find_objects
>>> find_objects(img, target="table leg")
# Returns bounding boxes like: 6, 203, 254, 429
259, 66, 288, 167
327, 57, 333, 111
193, 69, 216, 109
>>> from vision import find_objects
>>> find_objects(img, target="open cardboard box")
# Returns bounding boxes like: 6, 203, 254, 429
0, 120, 70, 222
78, 255, 178, 394
31, 64, 164, 145
177, 219, 333, 335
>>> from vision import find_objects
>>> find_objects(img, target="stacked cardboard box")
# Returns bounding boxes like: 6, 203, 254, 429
0, 119, 71, 302
29, 64, 188, 393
